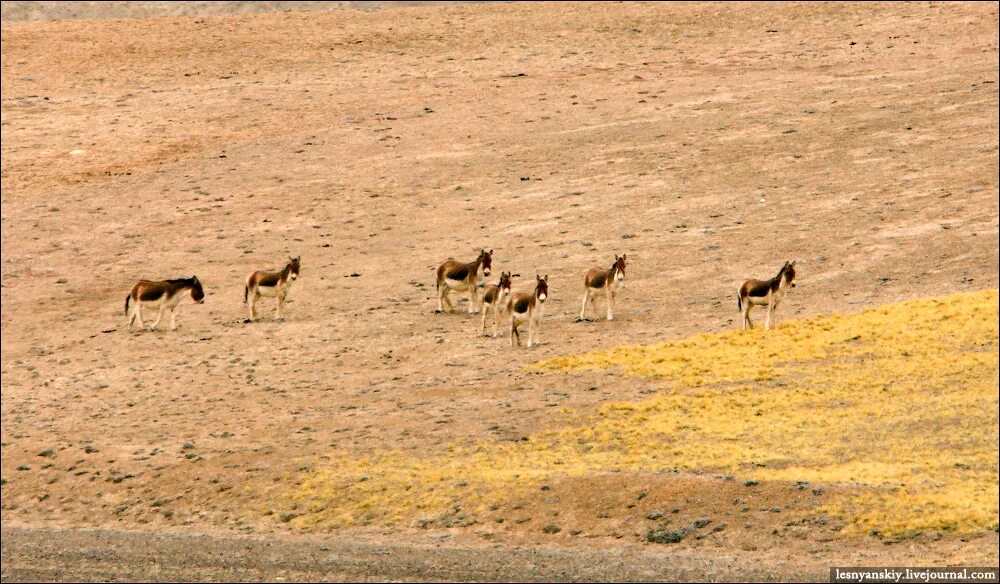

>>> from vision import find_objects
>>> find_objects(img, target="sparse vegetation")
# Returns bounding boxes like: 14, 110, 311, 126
285, 291, 999, 537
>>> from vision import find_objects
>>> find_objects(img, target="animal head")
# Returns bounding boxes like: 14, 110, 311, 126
498, 271, 513, 293
190, 276, 205, 303
613, 254, 627, 282
782, 260, 797, 288
479, 249, 493, 277
535, 274, 549, 303
288, 256, 301, 281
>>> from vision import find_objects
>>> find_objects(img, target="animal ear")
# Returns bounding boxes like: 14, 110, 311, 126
622, 254, 626, 261
544, 274, 549, 281
489, 249, 493, 255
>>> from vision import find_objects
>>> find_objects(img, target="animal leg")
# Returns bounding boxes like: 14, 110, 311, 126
481, 303, 490, 335
510, 317, 519, 347
765, 299, 773, 331
580, 290, 590, 320
170, 307, 178, 331
150, 303, 166, 330
493, 305, 503, 338
438, 286, 453, 313
247, 287, 256, 321
276, 292, 286, 320
606, 287, 615, 321
127, 299, 138, 330
468, 283, 478, 314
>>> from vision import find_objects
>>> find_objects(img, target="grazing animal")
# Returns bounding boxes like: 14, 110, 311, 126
245, 257, 300, 321
481, 271, 513, 337
125, 276, 205, 331
435, 249, 493, 314
508, 275, 548, 348
580, 254, 627, 321
738, 260, 798, 331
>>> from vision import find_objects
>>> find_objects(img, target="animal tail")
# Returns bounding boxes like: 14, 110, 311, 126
737, 293, 742, 312
244, 284, 249, 304
125, 294, 131, 315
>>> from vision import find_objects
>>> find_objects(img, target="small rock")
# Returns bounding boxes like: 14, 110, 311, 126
647, 527, 688, 544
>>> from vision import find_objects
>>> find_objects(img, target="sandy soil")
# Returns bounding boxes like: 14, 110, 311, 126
0, 2, 479, 22
2, 1, 998, 580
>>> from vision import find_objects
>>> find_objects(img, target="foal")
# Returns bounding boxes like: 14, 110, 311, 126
435, 249, 493, 314
481, 271, 513, 337
245, 256, 300, 321
508, 275, 548, 348
579, 254, 627, 321
738, 260, 797, 331
125, 276, 205, 331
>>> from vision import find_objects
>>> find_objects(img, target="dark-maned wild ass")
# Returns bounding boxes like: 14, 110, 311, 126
125, 276, 205, 331
579, 254, 627, 321
245, 257, 300, 321
738, 260, 798, 331
435, 249, 492, 314
508, 275, 548, 348
481, 271, 513, 337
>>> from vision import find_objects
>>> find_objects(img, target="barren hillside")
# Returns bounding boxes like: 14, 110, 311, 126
2, 1, 998, 580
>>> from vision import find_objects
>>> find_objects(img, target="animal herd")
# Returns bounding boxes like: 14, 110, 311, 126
124, 250, 798, 347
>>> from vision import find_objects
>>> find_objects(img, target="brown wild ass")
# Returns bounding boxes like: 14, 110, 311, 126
738, 260, 798, 330
508, 275, 548, 348
579, 254, 627, 321
245, 257, 300, 321
125, 276, 205, 331
435, 249, 493, 313
481, 271, 513, 337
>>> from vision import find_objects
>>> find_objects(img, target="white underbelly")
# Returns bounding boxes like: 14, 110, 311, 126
444, 278, 471, 291
255, 285, 280, 298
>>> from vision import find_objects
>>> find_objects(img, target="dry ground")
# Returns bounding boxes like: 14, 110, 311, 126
2, 1, 998, 580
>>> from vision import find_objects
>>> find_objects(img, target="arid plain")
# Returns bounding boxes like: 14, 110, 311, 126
2, 2, 998, 581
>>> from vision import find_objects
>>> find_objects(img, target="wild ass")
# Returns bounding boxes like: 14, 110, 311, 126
508, 275, 548, 348
579, 254, 627, 321
481, 271, 513, 337
245, 257, 300, 321
435, 249, 492, 314
738, 260, 798, 331
125, 276, 205, 331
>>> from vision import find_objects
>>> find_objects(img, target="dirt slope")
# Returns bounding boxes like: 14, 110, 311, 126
2, 1, 998, 580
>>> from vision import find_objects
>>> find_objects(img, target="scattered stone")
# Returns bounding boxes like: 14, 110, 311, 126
38, 449, 55, 457
744, 480, 759, 487
646, 510, 664, 520
647, 527, 688, 544
542, 524, 561, 534
692, 518, 712, 529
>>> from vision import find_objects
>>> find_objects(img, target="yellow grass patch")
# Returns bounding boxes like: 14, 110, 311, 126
283, 290, 999, 536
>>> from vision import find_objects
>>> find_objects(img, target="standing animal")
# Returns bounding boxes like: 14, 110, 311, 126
508, 275, 548, 348
481, 271, 513, 337
579, 254, 627, 321
435, 249, 493, 314
244, 257, 300, 321
125, 276, 205, 331
738, 260, 798, 331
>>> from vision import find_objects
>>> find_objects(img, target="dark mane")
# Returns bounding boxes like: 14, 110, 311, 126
166, 278, 195, 286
